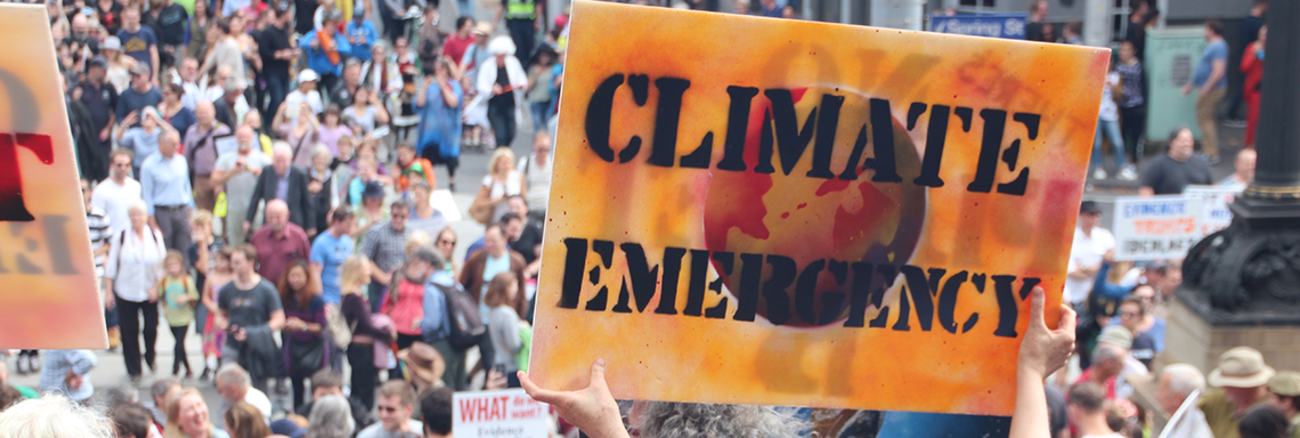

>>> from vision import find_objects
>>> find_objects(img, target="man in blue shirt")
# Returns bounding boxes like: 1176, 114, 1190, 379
310, 209, 356, 305
140, 130, 193, 251
1183, 20, 1228, 163
117, 6, 160, 87
345, 5, 379, 62
299, 12, 352, 93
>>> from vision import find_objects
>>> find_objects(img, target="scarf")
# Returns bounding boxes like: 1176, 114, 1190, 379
316, 29, 341, 66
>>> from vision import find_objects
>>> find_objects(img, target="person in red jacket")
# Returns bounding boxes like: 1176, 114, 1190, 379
1241, 25, 1266, 148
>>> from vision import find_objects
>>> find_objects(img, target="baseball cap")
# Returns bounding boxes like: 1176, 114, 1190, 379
298, 69, 320, 83
1080, 200, 1102, 214
87, 56, 108, 70
129, 63, 151, 76
1267, 371, 1300, 397
362, 181, 386, 200
1208, 346, 1276, 388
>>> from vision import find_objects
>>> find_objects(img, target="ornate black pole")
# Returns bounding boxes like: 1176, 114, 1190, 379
1181, 0, 1300, 323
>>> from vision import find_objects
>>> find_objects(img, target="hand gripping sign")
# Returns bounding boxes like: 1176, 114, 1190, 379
530, 1, 1108, 415
0, 4, 108, 349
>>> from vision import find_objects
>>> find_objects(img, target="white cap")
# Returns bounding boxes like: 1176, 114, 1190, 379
298, 69, 320, 83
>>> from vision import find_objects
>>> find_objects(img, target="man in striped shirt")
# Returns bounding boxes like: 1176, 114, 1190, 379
82, 179, 116, 349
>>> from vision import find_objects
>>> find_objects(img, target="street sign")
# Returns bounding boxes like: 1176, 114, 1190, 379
929, 13, 1027, 39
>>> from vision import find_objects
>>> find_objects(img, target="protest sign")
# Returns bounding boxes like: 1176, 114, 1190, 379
0, 5, 107, 349
1113, 195, 1205, 261
1184, 185, 1237, 235
452, 389, 549, 438
531, 1, 1108, 415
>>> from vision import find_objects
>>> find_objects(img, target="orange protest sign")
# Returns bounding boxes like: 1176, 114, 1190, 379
531, 1, 1108, 415
0, 5, 107, 349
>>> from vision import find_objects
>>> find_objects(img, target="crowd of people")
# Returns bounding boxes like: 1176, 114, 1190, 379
1018, 0, 1267, 185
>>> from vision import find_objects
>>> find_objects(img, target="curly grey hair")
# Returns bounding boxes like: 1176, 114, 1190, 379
0, 393, 114, 438
308, 395, 355, 438
636, 402, 801, 438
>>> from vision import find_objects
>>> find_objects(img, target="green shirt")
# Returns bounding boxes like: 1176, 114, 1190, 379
162, 276, 200, 326
1198, 390, 1267, 438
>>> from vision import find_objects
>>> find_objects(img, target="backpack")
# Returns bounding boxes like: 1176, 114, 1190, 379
435, 281, 486, 349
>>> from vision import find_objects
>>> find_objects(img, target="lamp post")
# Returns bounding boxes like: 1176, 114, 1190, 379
1181, 0, 1300, 324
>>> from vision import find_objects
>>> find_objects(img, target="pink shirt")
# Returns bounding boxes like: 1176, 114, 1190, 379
382, 279, 425, 335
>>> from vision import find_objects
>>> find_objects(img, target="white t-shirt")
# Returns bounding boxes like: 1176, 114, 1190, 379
1064, 226, 1115, 304
482, 171, 523, 224
284, 90, 325, 116
243, 387, 273, 421
518, 154, 552, 212
1099, 72, 1119, 121
92, 178, 143, 236
356, 419, 423, 438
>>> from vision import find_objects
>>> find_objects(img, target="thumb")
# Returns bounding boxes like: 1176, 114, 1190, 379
1028, 286, 1046, 329
588, 358, 608, 389
1056, 302, 1078, 333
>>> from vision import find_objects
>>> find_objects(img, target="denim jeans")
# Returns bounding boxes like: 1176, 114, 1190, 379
264, 73, 290, 116
530, 101, 551, 131
1091, 119, 1126, 170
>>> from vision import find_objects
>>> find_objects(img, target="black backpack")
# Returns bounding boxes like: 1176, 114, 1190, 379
434, 281, 486, 350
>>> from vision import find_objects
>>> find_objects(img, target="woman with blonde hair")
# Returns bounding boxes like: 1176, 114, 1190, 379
223, 401, 270, 438
164, 387, 229, 438
469, 147, 526, 225
338, 255, 393, 410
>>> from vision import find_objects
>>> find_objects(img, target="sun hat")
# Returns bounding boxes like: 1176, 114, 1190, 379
1208, 346, 1276, 388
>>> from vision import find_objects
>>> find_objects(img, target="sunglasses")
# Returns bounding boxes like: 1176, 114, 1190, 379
377, 406, 399, 413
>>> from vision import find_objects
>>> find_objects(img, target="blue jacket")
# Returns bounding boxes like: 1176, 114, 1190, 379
344, 21, 378, 61
1091, 263, 1134, 303
421, 271, 455, 340
299, 30, 352, 76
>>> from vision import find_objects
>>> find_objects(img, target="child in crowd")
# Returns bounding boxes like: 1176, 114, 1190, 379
199, 248, 235, 381
161, 250, 199, 379
485, 272, 527, 388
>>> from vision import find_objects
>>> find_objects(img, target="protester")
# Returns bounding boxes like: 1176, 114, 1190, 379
1023, 0, 1048, 41
1140, 127, 1214, 196
1115, 40, 1147, 168
1076, 342, 1127, 401
1064, 201, 1113, 308
213, 79, 249, 129
357, 381, 421, 438
245, 144, 317, 235
111, 402, 157, 438
354, 179, 391, 232
416, 58, 464, 191
413, 4, 444, 72
103, 37, 137, 93
1156, 364, 1215, 438
80, 56, 119, 153
525, 48, 556, 129
181, 101, 230, 214
495, 0, 541, 68
471, 148, 525, 225
308, 395, 356, 438
360, 41, 403, 98
1182, 20, 1228, 163
210, 126, 270, 245
433, 228, 458, 278
199, 18, 246, 85
160, 250, 199, 378
160, 83, 198, 136
194, 247, 232, 381
117, 6, 160, 85
405, 182, 447, 238
300, 12, 351, 92
295, 369, 373, 429
284, 69, 326, 117
343, 86, 390, 136
1115, 296, 1156, 371
215, 363, 273, 420
1068, 382, 1122, 438
518, 132, 552, 220
1220, 148, 1258, 192
105, 200, 167, 383
399, 342, 446, 396
149, 378, 181, 426
0, 394, 114, 438
164, 387, 229, 438
37, 349, 98, 403
418, 387, 452, 438
1264, 372, 1300, 438
278, 259, 328, 410
311, 208, 357, 305
484, 272, 526, 388
381, 246, 433, 351
309, 146, 339, 232
1241, 25, 1266, 148
504, 201, 542, 273
224, 401, 272, 438
339, 255, 394, 410
118, 64, 164, 126
359, 201, 413, 312
1092, 64, 1134, 180
1203, 346, 1277, 438
81, 178, 118, 351
217, 245, 287, 392
479, 36, 528, 150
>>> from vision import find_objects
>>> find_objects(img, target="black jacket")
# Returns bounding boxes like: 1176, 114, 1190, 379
67, 98, 107, 181
246, 165, 316, 231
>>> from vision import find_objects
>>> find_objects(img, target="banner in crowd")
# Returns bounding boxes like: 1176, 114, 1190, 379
1113, 195, 1208, 261
452, 389, 549, 438
531, 1, 1108, 415
0, 5, 107, 349
1183, 185, 1237, 235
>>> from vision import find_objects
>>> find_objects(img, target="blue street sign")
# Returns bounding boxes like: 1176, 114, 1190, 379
929, 13, 1028, 40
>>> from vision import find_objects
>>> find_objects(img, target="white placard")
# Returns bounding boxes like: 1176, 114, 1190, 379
430, 189, 462, 222
452, 389, 548, 438
212, 134, 239, 158
1183, 185, 1238, 235
1113, 195, 1205, 261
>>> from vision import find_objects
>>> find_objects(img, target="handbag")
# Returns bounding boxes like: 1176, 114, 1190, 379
287, 337, 326, 376
468, 189, 493, 225
324, 303, 353, 349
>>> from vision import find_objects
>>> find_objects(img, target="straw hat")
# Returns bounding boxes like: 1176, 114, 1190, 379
398, 342, 445, 386
1208, 346, 1275, 388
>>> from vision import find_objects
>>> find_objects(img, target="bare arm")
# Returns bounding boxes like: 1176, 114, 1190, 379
1138, 186, 1155, 197
150, 45, 160, 86
1008, 287, 1077, 438
267, 309, 286, 331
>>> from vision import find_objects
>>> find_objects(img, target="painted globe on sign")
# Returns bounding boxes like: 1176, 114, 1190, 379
702, 86, 926, 328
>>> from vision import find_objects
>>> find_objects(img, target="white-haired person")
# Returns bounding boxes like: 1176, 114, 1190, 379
476, 36, 528, 150
0, 394, 115, 438
308, 395, 355, 438
519, 287, 1077, 438
1157, 363, 1214, 438
104, 199, 168, 383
